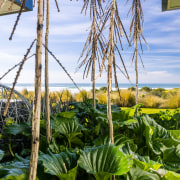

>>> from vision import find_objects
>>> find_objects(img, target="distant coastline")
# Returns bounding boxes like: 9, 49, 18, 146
1, 83, 180, 93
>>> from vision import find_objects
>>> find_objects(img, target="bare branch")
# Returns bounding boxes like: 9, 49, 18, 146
9, 0, 27, 40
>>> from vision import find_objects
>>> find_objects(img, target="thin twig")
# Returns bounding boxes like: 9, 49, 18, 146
0, 54, 35, 81
3, 39, 36, 118
42, 44, 81, 92
54, 0, 60, 12
9, 0, 27, 40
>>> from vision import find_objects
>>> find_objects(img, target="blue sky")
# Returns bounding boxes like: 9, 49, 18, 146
0, 0, 180, 85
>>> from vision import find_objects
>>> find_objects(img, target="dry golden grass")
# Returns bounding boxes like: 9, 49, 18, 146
139, 95, 164, 108
166, 93, 180, 109
20, 88, 180, 109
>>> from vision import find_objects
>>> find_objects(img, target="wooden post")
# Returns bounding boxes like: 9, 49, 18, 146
107, 0, 116, 144
45, 0, 51, 144
29, 0, 44, 179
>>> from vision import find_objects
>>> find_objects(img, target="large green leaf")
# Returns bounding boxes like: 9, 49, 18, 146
168, 130, 180, 140
39, 150, 78, 180
0, 154, 29, 180
52, 118, 85, 136
0, 150, 4, 161
52, 116, 86, 148
162, 145, 180, 171
129, 166, 161, 180
93, 134, 137, 152
0, 168, 29, 180
56, 111, 75, 119
4, 123, 31, 137
78, 143, 133, 180
162, 171, 180, 180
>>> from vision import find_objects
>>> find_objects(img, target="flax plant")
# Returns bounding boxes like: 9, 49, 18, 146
77, 0, 105, 108
127, 0, 149, 104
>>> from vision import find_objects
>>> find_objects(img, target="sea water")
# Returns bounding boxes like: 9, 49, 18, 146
2, 83, 180, 94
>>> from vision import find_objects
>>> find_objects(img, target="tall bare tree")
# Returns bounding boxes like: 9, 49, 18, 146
45, 0, 51, 145
127, 0, 149, 104
29, 0, 44, 179
77, 0, 104, 109
99, 1, 130, 144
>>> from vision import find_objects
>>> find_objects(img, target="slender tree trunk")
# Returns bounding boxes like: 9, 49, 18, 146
107, 0, 116, 144
135, 0, 138, 105
135, 39, 138, 104
29, 0, 44, 179
45, 0, 51, 144
92, 1, 96, 109
92, 56, 96, 109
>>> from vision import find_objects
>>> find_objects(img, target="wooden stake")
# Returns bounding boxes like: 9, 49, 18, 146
29, 0, 44, 179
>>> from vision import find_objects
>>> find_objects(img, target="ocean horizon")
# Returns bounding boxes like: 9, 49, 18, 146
1, 83, 180, 94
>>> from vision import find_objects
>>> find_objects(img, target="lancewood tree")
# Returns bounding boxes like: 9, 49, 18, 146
100, 0, 130, 143
77, 0, 105, 109
29, 0, 44, 179
127, 0, 149, 104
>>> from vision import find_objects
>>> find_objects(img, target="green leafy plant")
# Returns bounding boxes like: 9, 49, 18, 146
78, 143, 133, 180
39, 150, 78, 180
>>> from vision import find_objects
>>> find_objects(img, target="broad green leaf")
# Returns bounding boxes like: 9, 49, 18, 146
133, 158, 162, 171
52, 117, 86, 148
0, 168, 29, 180
168, 130, 180, 140
93, 134, 137, 152
39, 150, 78, 180
78, 143, 133, 180
162, 145, 180, 171
0, 150, 4, 161
120, 143, 162, 171
129, 166, 161, 180
52, 118, 85, 136
56, 111, 75, 119
4, 123, 31, 137
163, 171, 180, 180
113, 119, 138, 128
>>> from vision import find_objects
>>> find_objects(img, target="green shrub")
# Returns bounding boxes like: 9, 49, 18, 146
151, 88, 166, 97
128, 87, 136, 91
99, 86, 107, 92
140, 87, 152, 92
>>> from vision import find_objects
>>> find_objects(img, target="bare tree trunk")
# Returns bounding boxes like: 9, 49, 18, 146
92, 55, 96, 109
29, 0, 44, 179
135, 39, 138, 104
45, 0, 51, 144
107, 0, 116, 144
92, 1, 96, 109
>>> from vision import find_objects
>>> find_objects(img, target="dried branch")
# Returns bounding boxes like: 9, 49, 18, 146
42, 44, 81, 92
54, 0, 60, 12
0, 53, 35, 81
3, 39, 36, 118
9, 0, 27, 40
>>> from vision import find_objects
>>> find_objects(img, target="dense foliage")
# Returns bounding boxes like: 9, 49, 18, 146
1, 101, 180, 179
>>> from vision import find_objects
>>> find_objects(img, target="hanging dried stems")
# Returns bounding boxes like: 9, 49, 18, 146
43, 44, 81, 92
98, 0, 131, 144
77, 0, 105, 108
9, 0, 27, 40
127, 0, 149, 104
3, 39, 36, 118
0, 54, 35, 81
